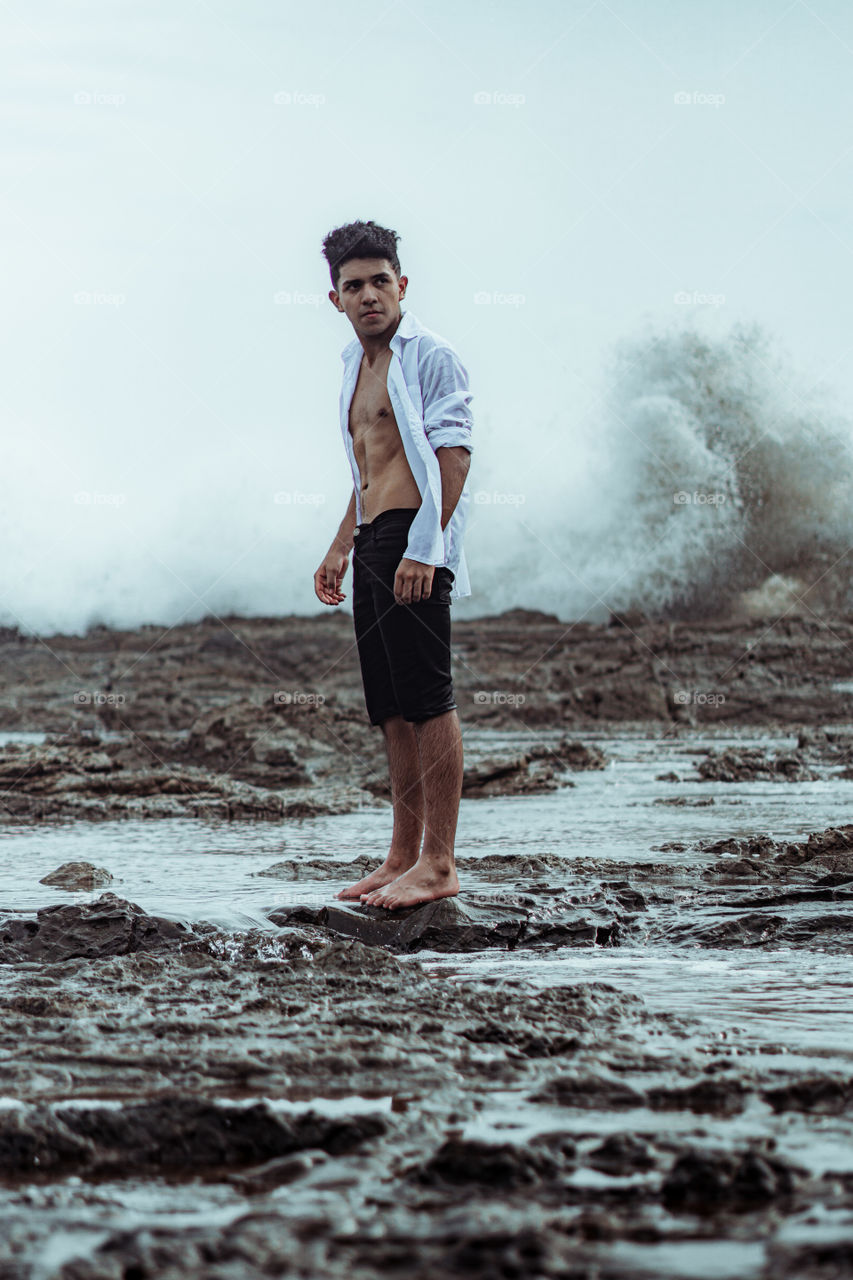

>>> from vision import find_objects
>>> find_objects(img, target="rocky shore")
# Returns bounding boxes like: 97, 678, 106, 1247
1, 836, 852, 1279
0, 610, 852, 1277
0, 607, 851, 825
1, 608, 852, 740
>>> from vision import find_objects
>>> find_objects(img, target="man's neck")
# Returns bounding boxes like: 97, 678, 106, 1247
359, 309, 403, 366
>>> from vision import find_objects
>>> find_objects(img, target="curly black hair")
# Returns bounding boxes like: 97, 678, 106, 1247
321, 219, 401, 291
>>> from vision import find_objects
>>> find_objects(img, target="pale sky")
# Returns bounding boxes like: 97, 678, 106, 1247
2, 0, 852, 633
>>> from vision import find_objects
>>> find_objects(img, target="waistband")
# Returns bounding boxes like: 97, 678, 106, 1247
353, 507, 420, 540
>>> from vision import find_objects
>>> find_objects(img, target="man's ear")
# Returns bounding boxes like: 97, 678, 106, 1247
328, 289, 343, 311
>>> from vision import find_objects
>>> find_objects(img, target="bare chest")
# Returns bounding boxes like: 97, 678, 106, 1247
348, 352, 397, 445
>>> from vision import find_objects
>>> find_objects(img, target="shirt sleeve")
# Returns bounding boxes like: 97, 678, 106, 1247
420, 344, 474, 453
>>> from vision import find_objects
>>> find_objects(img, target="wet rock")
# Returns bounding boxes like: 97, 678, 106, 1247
531, 1073, 646, 1110
226, 1149, 327, 1192
257, 850, 593, 883
416, 1136, 565, 1189
0, 736, 316, 821
646, 1078, 751, 1116
51, 1211, 572, 1280
459, 739, 606, 799
762, 1075, 853, 1115
39, 861, 113, 890
696, 825, 853, 883
587, 1132, 657, 1174
763, 1240, 853, 1279
459, 1019, 582, 1058
654, 795, 715, 806
703, 856, 772, 880
254, 855, 374, 881
184, 701, 314, 787
662, 911, 786, 949
461, 752, 570, 798
552, 740, 609, 771
457, 852, 571, 877
701, 833, 779, 860
0, 894, 194, 963
271, 898, 526, 953
269, 896, 624, 954
602, 883, 647, 912
0, 729, 368, 822
662, 1146, 803, 1211
697, 747, 821, 783
774, 824, 853, 875
0, 1096, 387, 1179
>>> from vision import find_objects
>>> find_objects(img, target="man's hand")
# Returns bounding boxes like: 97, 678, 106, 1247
394, 557, 434, 605
314, 550, 349, 605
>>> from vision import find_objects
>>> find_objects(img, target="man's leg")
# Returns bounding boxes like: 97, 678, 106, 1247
360, 707, 462, 910
336, 715, 424, 900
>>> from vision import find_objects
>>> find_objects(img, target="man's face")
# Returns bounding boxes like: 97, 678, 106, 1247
330, 257, 407, 337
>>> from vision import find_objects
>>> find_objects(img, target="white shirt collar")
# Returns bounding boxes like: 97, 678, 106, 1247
340, 308, 419, 363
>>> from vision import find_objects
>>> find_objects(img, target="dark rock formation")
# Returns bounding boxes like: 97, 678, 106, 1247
662, 1147, 803, 1212
0, 1095, 386, 1179
0, 894, 194, 963
697, 747, 821, 783
269, 895, 625, 954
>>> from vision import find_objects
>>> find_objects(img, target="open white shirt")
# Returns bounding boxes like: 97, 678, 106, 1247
338, 308, 474, 599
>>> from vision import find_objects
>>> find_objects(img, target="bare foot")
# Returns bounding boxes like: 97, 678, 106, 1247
336, 855, 417, 901
360, 859, 459, 911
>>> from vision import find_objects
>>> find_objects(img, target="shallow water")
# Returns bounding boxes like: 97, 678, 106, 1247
2, 728, 851, 901
426, 945, 853, 1067
3, 729, 852, 1058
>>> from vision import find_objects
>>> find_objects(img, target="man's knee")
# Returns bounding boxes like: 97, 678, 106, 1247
410, 706, 459, 730
380, 713, 417, 740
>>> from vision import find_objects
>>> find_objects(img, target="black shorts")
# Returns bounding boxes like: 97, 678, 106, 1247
352, 507, 456, 726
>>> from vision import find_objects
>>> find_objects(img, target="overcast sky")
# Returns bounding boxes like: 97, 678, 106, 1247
2, 0, 852, 633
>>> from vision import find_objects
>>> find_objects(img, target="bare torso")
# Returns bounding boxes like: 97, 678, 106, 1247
348, 350, 421, 522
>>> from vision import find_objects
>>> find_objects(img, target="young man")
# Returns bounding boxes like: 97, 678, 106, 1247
314, 219, 473, 911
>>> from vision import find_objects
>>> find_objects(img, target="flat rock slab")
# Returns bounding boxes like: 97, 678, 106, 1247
269, 895, 622, 953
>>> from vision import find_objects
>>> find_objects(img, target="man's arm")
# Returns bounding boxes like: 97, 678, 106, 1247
393, 346, 474, 606
394, 446, 472, 605
314, 490, 356, 606
436, 445, 471, 529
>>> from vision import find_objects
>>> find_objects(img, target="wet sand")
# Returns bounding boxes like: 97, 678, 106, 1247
1, 610, 852, 1278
